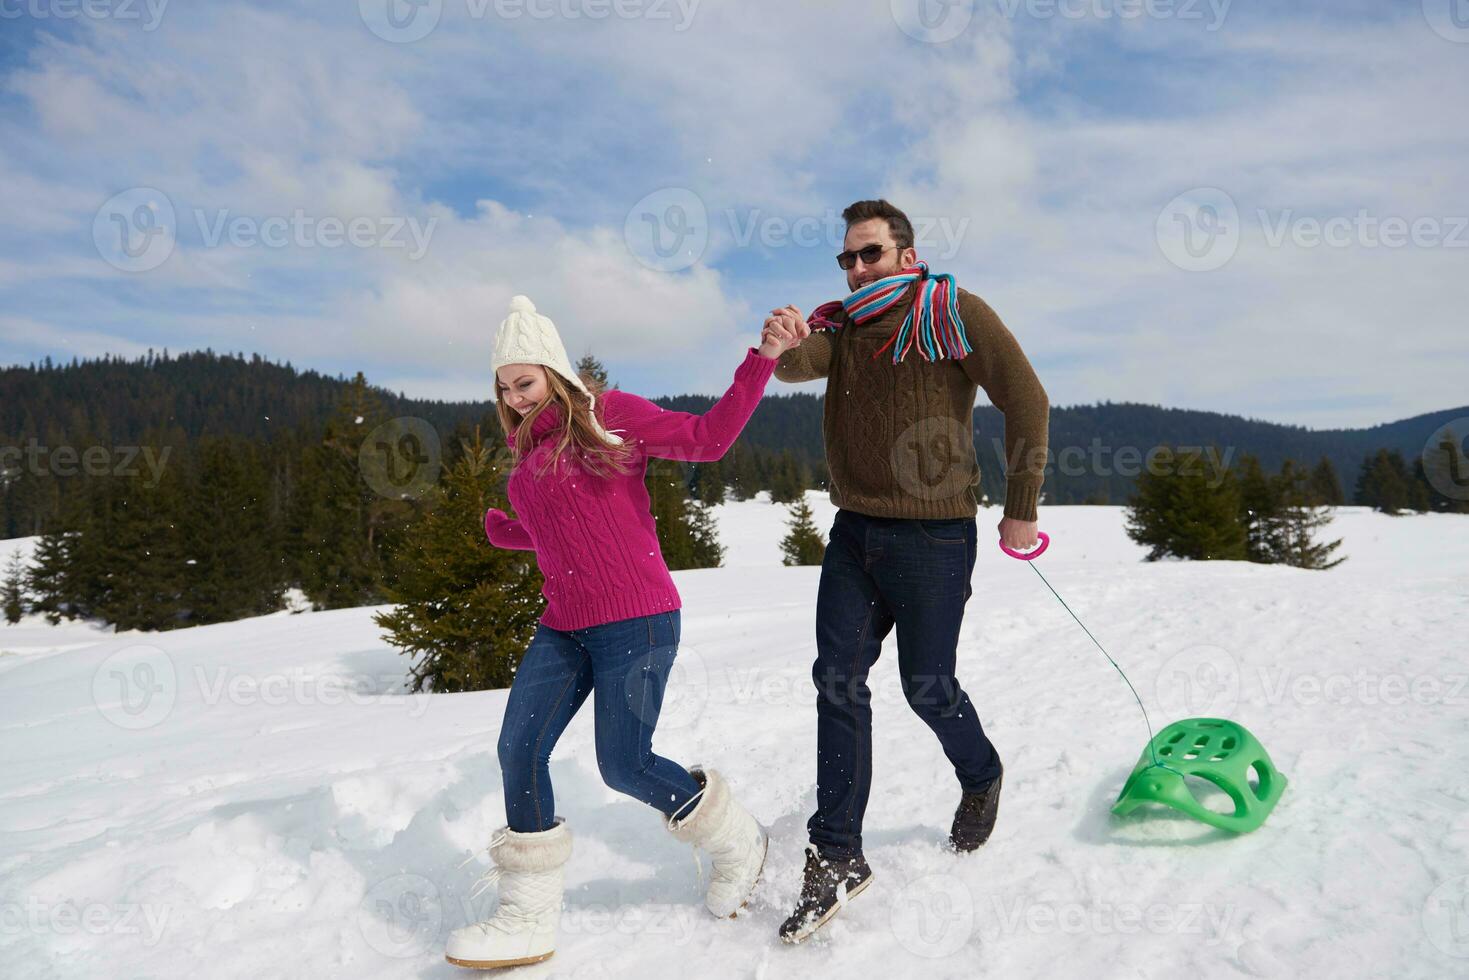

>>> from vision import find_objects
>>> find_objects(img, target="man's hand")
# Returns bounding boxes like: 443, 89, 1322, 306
759, 305, 810, 358
997, 516, 1039, 553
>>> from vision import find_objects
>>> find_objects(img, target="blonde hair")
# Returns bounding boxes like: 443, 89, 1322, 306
497, 368, 635, 479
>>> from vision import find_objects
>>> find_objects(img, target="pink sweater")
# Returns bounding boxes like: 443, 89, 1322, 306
484, 347, 778, 630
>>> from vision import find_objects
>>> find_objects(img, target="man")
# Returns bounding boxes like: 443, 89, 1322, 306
761, 199, 1049, 944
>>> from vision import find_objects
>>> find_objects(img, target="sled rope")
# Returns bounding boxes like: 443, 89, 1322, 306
1019, 559, 1183, 777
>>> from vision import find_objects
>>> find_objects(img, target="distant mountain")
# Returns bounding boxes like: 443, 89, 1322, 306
3, 349, 1460, 510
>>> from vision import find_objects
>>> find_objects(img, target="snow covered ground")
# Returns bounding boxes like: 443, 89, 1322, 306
2, 500, 1467, 979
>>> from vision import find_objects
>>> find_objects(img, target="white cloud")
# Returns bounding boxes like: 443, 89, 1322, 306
0, 2, 1464, 427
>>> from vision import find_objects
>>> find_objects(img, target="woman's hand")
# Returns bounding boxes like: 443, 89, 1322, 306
758, 305, 810, 359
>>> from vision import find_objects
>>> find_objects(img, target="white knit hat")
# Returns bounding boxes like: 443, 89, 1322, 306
491, 295, 624, 445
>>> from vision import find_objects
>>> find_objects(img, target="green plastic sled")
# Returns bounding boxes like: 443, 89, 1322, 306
1111, 718, 1286, 834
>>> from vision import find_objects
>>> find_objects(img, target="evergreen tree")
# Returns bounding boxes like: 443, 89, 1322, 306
575, 353, 610, 388
374, 430, 544, 693
1354, 449, 1424, 514
1235, 453, 1284, 565
691, 458, 727, 506
686, 499, 725, 569
2, 548, 26, 624
288, 377, 404, 608
93, 461, 189, 631
1125, 446, 1247, 561
780, 495, 826, 566
1416, 428, 1469, 514
1273, 460, 1345, 570
25, 529, 73, 624
174, 437, 285, 626
1307, 456, 1345, 506
644, 458, 724, 570
725, 440, 760, 501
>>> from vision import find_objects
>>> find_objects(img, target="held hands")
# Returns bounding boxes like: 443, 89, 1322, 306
757, 305, 811, 359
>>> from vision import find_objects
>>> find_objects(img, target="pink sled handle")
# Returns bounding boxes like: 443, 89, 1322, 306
999, 530, 1049, 561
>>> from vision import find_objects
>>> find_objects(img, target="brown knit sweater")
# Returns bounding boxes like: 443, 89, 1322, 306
774, 285, 1049, 522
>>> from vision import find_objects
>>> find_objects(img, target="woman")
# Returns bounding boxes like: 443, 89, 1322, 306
445, 295, 802, 970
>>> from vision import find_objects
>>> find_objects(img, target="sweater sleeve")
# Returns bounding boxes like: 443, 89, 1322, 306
605, 347, 777, 463
773, 329, 834, 383
485, 508, 535, 551
957, 293, 1050, 522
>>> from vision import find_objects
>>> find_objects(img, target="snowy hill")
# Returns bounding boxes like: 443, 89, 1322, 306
2, 500, 1466, 978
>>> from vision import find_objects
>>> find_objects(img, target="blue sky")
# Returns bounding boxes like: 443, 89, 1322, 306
1, 0, 1465, 428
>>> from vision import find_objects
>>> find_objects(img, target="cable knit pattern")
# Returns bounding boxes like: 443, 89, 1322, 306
774, 285, 1049, 522
486, 348, 777, 630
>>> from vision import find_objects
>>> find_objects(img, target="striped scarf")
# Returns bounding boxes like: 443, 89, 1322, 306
808, 261, 971, 364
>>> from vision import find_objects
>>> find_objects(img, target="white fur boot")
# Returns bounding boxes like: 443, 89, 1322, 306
667, 768, 768, 918
445, 819, 572, 970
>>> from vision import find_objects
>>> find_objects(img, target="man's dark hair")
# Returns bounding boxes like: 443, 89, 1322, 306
841, 199, 915, 249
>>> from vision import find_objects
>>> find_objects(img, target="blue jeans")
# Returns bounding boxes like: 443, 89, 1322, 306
807, 509, 1002, 859
497, 609, 702, 833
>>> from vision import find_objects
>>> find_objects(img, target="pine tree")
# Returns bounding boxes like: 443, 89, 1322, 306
289, 378, 398, 609
1235, 453, 1284, 564
94, 460, 189, 630
725, 440, 760, 501
644, 458, 724, 570
2, 548, 26, 624
374, 430, 545, 693
686, 499, 725, 569
692, 458, 727, 505
575, 353, 610, 388
25, 529, 74, 625
1125, 446, 1247, 561
1274, 460, 1345, 569
175, 437, 285, 626
1416, 428, 1469, 514
1307, 456, 1345, 506
780, 495, 826, 566
768, 450, 807, 504
1354, 449, 1422, 515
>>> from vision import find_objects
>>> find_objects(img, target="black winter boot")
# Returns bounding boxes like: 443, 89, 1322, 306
950, 770, 1003, 852
778, 846, 873, 944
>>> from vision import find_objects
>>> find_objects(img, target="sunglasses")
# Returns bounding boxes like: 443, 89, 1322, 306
836, 243, 903, 270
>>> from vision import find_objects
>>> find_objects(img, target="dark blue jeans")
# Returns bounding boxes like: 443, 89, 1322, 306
807, 509, 1002, 859
497, 610, 701, 833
